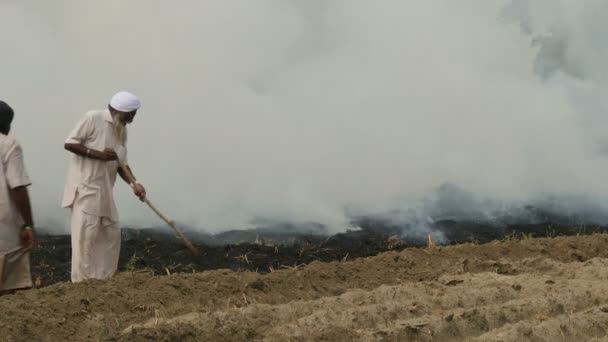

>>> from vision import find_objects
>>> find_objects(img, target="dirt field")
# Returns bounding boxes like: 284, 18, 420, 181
3, 234, 608, 341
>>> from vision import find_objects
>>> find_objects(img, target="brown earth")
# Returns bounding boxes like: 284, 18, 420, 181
3, 234, 608, 341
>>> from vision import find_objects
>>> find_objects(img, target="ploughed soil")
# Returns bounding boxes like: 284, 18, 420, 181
3, 229, 608, 341
28, 221, 608, 288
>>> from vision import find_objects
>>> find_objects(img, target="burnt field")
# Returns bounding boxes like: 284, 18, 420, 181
30, 217, 608, 288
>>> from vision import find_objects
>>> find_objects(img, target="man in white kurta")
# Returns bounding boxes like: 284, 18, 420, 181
62, 91, 146, 283
0, 101, 35, 292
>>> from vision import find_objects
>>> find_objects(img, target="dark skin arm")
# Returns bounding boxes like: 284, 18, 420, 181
118, 164, 135, 183
118, 164, 146, 201
64, 143, 146, 201
64, 143, 117, 161
9, 186, 34, 250
10, 186, 33, 227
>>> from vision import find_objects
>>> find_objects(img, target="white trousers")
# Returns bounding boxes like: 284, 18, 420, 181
70, 197, 121, 283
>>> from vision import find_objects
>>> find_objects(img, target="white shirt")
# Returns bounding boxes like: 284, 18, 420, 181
61, 109, 127, 220
0, 134, 31, 251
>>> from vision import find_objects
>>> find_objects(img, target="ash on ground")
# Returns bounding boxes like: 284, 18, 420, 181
31, 212, 608, 288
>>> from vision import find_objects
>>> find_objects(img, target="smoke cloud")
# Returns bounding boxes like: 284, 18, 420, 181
1, 0, 607, 235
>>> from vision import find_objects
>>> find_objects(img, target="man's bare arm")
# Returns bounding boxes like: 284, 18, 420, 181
118, 164, 137, 184
10, 186, 33, 227
11, 186, 35, 250
64, 143, 117, 161
118, 164, 147, 201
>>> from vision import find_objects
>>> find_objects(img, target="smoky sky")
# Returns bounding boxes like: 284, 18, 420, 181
1, 0, 608, 234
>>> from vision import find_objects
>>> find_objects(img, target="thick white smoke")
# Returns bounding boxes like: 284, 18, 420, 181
1, 0, 607, 235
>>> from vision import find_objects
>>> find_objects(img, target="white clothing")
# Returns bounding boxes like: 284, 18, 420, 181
110, 91, 141, 112
62, 109, 128, 219
0, 134, 32, 290
0, 246, 32, 291
70, 194, 120, 282
63, 109, 127, 282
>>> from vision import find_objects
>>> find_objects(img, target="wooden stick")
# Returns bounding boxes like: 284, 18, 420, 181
141, 197, 200, 255
119, 162, 200, 256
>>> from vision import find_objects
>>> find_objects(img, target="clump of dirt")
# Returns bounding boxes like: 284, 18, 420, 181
3, 234, 608, 341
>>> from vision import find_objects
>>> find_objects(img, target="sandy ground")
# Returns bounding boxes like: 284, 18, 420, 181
3, 234, 608, 341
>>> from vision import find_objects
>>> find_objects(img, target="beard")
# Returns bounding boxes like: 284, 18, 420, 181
112, 115, 128, 145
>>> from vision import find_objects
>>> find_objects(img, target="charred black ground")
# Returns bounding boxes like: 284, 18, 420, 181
30, 214, 608, 288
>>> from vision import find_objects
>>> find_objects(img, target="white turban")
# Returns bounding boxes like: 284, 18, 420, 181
110, 91, 141, 112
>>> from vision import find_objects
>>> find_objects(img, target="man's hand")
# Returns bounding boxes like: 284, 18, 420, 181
65, 144, 118, 161
132, 183, 146, 201
97, 148, 118, 161
20, 228, 34, 251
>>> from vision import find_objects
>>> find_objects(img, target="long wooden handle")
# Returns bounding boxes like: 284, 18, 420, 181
142, 198, 200, 255
119, 162, 200, 255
